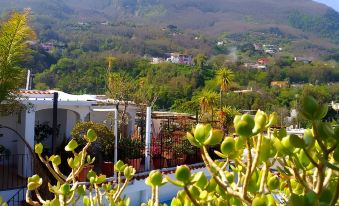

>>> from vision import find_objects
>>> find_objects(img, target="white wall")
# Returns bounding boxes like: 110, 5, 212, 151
65, 110, 79, 139
0, 112, 25, 155
35, 109, 78, 148
88, 111, 111, 128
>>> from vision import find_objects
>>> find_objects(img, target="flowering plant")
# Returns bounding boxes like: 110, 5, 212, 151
151, 137, 162, 158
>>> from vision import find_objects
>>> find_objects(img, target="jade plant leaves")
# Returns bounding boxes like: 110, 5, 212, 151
175, 165, 191, 184
27, 174, 42, 191
35, 143, 43, 155
86, 129, 97, 142
65, 139, 78, 152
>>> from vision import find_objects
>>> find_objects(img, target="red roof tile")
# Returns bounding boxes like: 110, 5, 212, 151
20, 90, 52, 95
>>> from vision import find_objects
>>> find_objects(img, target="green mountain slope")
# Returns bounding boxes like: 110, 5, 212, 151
0, 0, 338, 42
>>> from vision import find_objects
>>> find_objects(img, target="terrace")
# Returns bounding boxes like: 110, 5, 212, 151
0, 90, 206, 204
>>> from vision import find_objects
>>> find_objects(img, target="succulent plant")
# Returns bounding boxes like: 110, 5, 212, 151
26, 96, 339, 206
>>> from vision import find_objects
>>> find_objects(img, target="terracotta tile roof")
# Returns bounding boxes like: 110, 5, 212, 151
19, 90, 52, 95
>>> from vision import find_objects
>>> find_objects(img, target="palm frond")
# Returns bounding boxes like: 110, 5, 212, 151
216, 67, 234, 92
0, 10, 35, 103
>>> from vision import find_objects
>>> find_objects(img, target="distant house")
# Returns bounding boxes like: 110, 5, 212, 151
253, 43, 262, 51
265, 49, 277, 54
244, 63, 267, 70
233, 88, 253, 94
151, 57, 165, 64
294, 57, 313, 64
217, 41, 224, 46
271, 81, 290, 88
166, 53, 193, 65
263, 44, 278, 54
40, 42, 54, 52
257, 58, 269, 65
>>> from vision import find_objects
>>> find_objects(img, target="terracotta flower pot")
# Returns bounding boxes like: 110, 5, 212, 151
177, 156, 186, 165
127, 158, 142, 172
167, 155, 187, 167
152, 157, 163, 169
78, 165, 93, 182
101, 161, 114, 177
162, 151, 173, 159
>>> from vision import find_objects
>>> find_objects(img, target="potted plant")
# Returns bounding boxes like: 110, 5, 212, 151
166, 142, 187, 167
151, 144, 163, 169
77, 165, 94, 182
118, 138, 144, 172
71, 121, 115, 177
182, 138, 200, 164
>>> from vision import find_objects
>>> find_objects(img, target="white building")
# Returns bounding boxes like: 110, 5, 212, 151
151, 57, 165, 64
166, 53, 193, 65
0, 90, 137, 198
0, 90, 209, 205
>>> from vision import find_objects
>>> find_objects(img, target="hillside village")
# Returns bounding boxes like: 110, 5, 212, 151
0, 1, 338, 205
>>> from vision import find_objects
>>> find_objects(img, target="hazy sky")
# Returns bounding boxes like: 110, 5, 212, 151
313, 0, 339, 11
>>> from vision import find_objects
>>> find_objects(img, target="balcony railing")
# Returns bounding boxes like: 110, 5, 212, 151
0, 154, 32, 191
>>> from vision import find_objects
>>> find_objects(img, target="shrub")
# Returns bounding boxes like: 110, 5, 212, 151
71, 121, 115, 162
118, 138, 145, 160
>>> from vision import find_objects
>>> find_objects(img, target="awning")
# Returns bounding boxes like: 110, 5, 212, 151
91, 108, 117, 112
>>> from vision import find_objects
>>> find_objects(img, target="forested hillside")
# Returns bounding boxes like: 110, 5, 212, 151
0, 0, 338, 116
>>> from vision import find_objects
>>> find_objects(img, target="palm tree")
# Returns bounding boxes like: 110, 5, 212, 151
0, 10, 35, 114
216, 67, 234, 110
195, 89, 219, 123
218, 106, 239, 134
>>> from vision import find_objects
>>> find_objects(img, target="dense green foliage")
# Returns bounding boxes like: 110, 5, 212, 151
71, 121, 115, 161
0, 10, 35, 103
288, 10, 339, 43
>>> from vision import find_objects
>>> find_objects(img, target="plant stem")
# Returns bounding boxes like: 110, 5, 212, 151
200, 147, 251, 205
184, 186, 201, 206
151, 186, 155, 205
302, 148, 318, 167
95, 184, 102, 206
113, 179, 129, 203
259, 162, 268, 193
311, 121, 330, 195
26, 190, 41, 205
38, 155, 65, 183
35, 189, 46, 204
289, 159, 311, 192
155, 186, 160, 206
323, 169, 333, 188
251, 133, 262, 173
330, 179, 339, 206
242, 140, 252, 199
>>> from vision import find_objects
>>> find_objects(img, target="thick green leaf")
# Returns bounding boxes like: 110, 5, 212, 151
35, 143, 43, 155
65, 139, 78, 151
86, 129, 97, 142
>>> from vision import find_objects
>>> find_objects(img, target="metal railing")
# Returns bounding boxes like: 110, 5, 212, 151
6, 187, 26, 206
0, 154, 32, 191
149, 131, 202, 171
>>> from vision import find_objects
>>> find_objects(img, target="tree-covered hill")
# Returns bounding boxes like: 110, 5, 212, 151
0, 0, 338, 43
0, 1, 338, 113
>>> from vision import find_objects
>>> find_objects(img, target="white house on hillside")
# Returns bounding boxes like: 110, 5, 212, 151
166, 53, 193, 65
